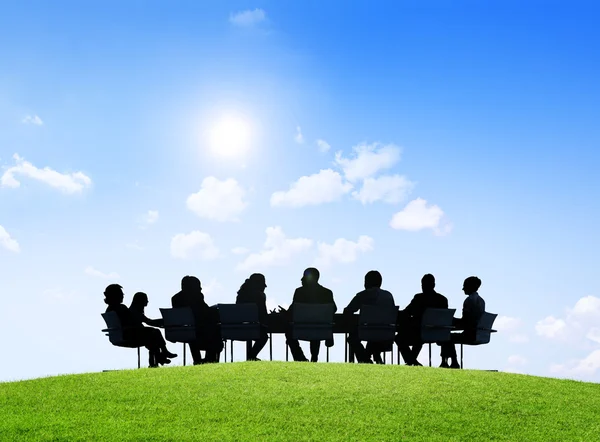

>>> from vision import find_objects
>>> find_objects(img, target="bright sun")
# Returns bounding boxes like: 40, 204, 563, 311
209, 114, 252, 157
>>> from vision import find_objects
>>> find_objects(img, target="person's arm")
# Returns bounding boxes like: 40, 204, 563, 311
329, 290, 338, 313
143, 314, 164, 327
343, 294, 361, 315
402, 295, 419, 317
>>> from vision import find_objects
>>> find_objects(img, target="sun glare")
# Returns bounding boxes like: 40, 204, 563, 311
209, 114, 252, 157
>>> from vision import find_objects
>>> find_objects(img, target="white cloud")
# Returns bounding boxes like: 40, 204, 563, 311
237, 226, 312, 272
294, 126, 304, 144
509, 334, 530, 343
0, 225, 20, 253
231, 247, 250, 255
536, 296, 600, 346
139, 210, 159, 228
507, 355, 528, 366
125, 243, 144, 251
314, 235, 374, 267
317, 139, 331, 153
550, 350, 600, 378
22, 115, 43, 125
389, 198, 452, 235
186, 177, 248, 222
229, 8, 266, 26
170, 231, 220, 260
495, 316, 523, 332
535, 316, 568, 340
1, 154, 92, 194
270, 169, 352, 208
85, 266, 120, 280
334, 142, 401, 182
352, 174, 414, 204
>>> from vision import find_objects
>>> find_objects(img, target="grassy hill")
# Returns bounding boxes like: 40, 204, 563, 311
1, 362, 599, 441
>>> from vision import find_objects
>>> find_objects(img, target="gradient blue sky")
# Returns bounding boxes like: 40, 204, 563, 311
1, 1, 600, 383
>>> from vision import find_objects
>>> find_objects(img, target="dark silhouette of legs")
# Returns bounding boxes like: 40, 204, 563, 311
310, 341, 321, 362
285, 331, 308, 361
248, 330, 269, 360
347, 332, 372, 363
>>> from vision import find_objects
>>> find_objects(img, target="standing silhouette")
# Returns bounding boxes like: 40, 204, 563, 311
285, 268, 337, 362
440, 276, 486, 368
344, 270, 396, 364
236, 273, 269, 361
104, 284, 177, 367
171, 276, 223, 364
395, 274, 448, 366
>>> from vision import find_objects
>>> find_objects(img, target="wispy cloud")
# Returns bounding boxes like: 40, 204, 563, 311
389, 198, 452, 235
335, 142, 401, 182
314, 236, 374, 267
1, 154, 92, 194
317, 139, 331, 153
85, 266, 120, 279
352, 174, 415, 204
229, 8, 266, 27
271, 169, 352, 208
187, 177, 248, 222
139, 210, 159, 228
170, 231, 220, 260
0, 225, 20, 253
22, 115, 43, 125
294, 126, 304, 144
237, 226, 312, 272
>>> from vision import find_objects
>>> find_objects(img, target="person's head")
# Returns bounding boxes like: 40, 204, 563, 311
421, 274, 436, 293
364, 270, 382, 289
181, 275, 202, 292
462, 276, 481, 295
249, 273, 267, 290
131, 292, 149, 308
104, 284, 124, 306
301, 267, 320, 286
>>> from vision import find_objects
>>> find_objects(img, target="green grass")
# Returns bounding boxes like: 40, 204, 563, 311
1, 362, 599, 441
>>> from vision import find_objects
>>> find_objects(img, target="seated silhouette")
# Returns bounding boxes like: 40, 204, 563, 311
395, 274, 448, 366
344, 270, 396, 364
284, 268, 336, 362
236, 273, 269, 361
171, 276, 223, 364
104, 284, 177, 367
440, 276, 486, 368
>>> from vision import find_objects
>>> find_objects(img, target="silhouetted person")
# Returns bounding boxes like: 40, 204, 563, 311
285, 268, 337, 362
236, 273, 269, 361
440, 276, 486, 368
130, 292, 165, 327
395, 274, 448, 366
104, 284, 177, 367
344, 270, 395, 364
171, 276, 223, 364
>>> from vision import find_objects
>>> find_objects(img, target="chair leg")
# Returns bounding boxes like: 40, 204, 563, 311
286, 343, 289, 362
137, 347, 141, 369
183, 343, 186, 367
269, 333, 273, 361
460, 344, 463, 369
383, 352, 386, 364
428, 343, 432, 367
344, 333, 348, 363
397, 347, 401, 365
223, 340, 227, 363
326, 347, 329, 363
231, 340, 234, 363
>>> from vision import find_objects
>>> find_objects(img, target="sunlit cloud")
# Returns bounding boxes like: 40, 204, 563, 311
229, 8, 266, 27
187, 177, 248, 222
389, 198, 452, 235
22, 114, 43, 125
170, 231, 220, 260
0, 225, 20, 253
270, 169, 352, 208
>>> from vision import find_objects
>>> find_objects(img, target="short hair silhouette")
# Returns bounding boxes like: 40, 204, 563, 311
103, 284, 123, 305
364, 270, 382, 289
464, 276, 481, 292
302, 267, 320, 284
249, 273, 266, 287
421, 274, 435, 291
181, 275, 201, 291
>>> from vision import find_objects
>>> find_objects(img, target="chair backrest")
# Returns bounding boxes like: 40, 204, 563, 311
420, 308, 456, 342
358, 305, 399, 342
101, 312, 125, 345
217, 304, 261, 341
159, 307, 197, 343
292, 303, 335, 341
474, 312, 497, 344
218, 303, 259, 324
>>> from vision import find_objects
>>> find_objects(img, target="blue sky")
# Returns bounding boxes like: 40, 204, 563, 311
1, 1, 600, 382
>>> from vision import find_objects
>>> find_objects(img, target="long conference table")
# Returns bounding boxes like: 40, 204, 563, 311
232, 312, 366, 363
